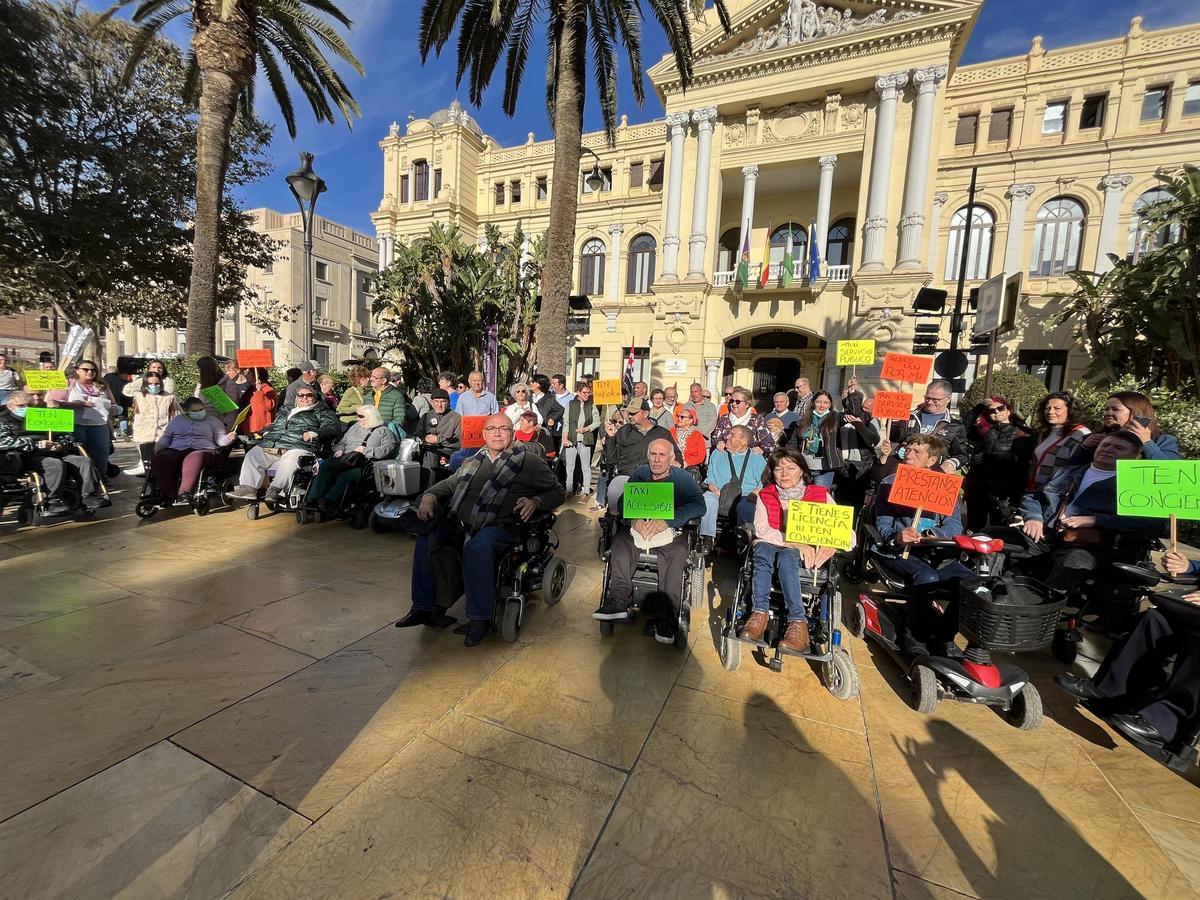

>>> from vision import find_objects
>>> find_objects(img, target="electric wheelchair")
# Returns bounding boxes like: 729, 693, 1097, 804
1, 448, 93, 525
135, 445, 242, 519
492, 511, 568, 641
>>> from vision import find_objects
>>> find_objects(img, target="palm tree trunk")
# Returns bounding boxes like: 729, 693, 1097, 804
538, 1, 586, 376
186, 68, 240, 357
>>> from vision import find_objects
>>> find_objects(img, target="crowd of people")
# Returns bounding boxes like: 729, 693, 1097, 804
1, 354, 1196, 757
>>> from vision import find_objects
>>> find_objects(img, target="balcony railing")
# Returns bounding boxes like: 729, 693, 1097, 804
712, 262, 851, 288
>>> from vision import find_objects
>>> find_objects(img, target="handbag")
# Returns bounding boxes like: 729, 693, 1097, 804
718, 450, 751, 517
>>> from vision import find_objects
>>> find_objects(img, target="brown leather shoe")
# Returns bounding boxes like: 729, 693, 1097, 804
739, 611, 769, 642
779, 620, 811, 654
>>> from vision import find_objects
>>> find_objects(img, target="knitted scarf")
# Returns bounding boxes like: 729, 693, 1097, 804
760, 482, 830, 530
450, 445, 526, 532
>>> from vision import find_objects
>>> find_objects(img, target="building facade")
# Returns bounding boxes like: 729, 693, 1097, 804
113, 209, 381, 369
0, 310, 63, 367
372, 2, 1200, 407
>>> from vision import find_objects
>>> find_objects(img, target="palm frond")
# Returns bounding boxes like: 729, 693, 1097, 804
502, 0, 538, 116
180, 48, 200, 103
255, 45, 297, 135
119, 0, 190, 84
605, 0, 644, 108
644, 0, 693, 88
419, 0, 470, 59
587, 3, 619, 143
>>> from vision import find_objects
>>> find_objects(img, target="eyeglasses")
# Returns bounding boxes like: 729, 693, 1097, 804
985, 405, 1006, 414
77, 367, 96, 373
483, 425, 512, 434
297, 393, 316, 399
924, 395, 948, 403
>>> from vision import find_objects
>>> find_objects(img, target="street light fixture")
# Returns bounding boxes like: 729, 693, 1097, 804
581, 147, 605, 193
286, 151, 327, 364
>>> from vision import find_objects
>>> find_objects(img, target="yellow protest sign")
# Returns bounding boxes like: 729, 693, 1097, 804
836, 340, 876, 367
592, 378, 623, 406
22, 370, 68, 391
784, 500, 855, 550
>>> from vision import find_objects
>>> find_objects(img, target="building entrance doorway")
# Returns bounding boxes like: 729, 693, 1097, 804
753, 358, 801, 414
723, 329, 827, 414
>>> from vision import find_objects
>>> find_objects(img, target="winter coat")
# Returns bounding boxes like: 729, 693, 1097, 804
337, 385, 365, 423
333, 423, 397, 460
564, 398, 600, 447
365, 384, 408, 429
712, 413, 776, 454
601, 422, 682, 476
131, 392, 178, 444
967, 420, 1035, 505
247, 384, 278, 434
258, 403, 341, 452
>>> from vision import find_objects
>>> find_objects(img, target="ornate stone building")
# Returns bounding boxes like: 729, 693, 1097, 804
372, 2, 1200, 405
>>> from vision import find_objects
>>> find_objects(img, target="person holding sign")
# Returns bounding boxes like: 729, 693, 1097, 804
397, 413, 564, 646
877, 379, 970, 477
593, 439, 705, 644
0, 392, 100, 512
60, 360, 120, 480
740, 447, 842, 654
874, 434, 971, 655
600, 399, 681, 508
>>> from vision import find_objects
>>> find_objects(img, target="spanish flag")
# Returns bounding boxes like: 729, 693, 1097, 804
757, 218, 773, 289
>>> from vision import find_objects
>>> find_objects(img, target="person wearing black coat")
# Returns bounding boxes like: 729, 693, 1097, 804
964, 396, 1035, 529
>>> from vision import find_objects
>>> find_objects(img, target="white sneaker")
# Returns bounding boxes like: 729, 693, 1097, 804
126, 462, 145, 476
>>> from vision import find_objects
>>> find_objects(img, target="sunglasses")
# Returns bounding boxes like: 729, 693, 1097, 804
297, 393, 316, 399
986, 405, 1006, 414
77, 367, 96, 373
730, 399, 747, 406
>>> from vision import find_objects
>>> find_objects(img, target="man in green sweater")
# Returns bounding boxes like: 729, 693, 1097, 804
365, 366, 407, 431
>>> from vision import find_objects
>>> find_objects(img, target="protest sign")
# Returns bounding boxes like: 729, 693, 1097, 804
592, 379, 623, 406
460, 415, 487, 448
232, 406, 252, 430
888, 465, 961, 517
872, 390, 913, 421
1116, 460, 1200, 520
879, 352, 934, 384
836, 340, 876, 367
22, 370, 68, 391
25, 407, 74, 433
200, 385, 239, 414
622, 481, 675, 520
784, 500, 855, 550
236, 349, 274, 368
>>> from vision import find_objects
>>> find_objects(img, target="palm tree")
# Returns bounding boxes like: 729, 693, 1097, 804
418, 0, 729, 375
117, 0, 363, 356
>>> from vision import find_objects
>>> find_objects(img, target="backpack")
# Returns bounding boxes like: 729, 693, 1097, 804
717, 450, 752, 517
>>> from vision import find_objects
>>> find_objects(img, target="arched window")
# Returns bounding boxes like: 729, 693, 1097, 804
717, 228, 740, 273
626, 233, 656, 294
768, 223, 808, 281
579, 238, 606, 295
1030, 197, 1086, 276
944, 206, 995, 280
826, 219, 855, 267
1127, 188, 1178, 261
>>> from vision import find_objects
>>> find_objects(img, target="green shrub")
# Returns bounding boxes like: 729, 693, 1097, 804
961, 370, 1051, 421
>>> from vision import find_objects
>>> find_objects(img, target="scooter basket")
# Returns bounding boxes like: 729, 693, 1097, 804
958, 576, 1065, 653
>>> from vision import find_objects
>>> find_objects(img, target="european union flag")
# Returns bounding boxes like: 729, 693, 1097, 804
808, 221, 821, 282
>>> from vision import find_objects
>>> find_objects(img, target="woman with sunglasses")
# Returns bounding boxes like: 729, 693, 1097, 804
964, 395, 1034, 529
503, 383, 542, 426
63, 359, 120, 480
305, 404, 396, 514
712, 387, 775, 456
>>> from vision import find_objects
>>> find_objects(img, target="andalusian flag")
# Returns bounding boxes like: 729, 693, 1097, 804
757, 218, 773, 289
808, 219, 822, 282
780, 223, 794, 287
735, 219, 750, 291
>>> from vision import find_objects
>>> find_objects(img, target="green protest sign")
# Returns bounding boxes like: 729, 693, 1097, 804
1116, 460, 1200, 520
784, 500, 855, 550
200, 385, 239, 414
25, 407, 75, 432
22, 370, 68, 391
622, 481, 675, 520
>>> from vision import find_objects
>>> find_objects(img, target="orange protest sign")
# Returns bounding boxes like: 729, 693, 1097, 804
592, 379, 623, 406
879, 352, 934, 384
872, 390, 913, 421
236, 348, 274, 368
888, 465, 962, 517
461, 415, 488, 448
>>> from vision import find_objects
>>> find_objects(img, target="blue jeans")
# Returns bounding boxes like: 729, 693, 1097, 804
701, 493, 756, 538
74, 424, 110, 483
412, 523, 515, 621
883, 555, 973, 586
751, 542, 811, 621
595, 469, 610, 508
811, 470, 835, 488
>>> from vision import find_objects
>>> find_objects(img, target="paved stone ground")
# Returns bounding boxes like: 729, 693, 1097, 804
1, 443, 1199, 899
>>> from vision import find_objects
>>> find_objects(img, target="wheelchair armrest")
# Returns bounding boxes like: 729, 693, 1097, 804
863, 523, 885, 545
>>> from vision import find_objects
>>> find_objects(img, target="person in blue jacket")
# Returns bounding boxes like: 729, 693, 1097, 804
593, 437, 706, 644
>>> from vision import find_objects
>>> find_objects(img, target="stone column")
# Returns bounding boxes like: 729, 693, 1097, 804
896, 64, 947, 270
927, 192, 949, 278
377, 237, 387, 271
705, 358, 722, 393
607, 223, 623, 300
1095, 174, 1133, 272
860, 71, 909, 271
1003, 183, 1036, 276
814, 155, 837, 260
735, 165, 760, 273
687, 107, 718, 277
661, 111, 691, 279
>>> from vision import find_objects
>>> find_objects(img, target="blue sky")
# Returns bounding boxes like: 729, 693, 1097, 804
99, 0, 1198, 234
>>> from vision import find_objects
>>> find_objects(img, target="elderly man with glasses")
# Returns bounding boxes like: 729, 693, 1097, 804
365, 367, 408, 429
876, 378, 970, 475
230, 386, 340, 502
681, 382, 718, 437
396, 412, 565, 646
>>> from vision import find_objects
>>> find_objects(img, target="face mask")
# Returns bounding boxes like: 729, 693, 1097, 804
147, 385, 162, 394
187, 411, 206, 421
813, 409, 829, 419
12, 407, 27, 419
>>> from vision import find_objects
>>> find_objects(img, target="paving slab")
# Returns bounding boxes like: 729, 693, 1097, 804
0, 646, 57, 700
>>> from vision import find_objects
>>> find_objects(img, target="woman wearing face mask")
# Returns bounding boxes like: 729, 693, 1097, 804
151, 397, 236, 504
123, 359, 177, 398
781, 390, 842, 488
63, 359, 120, 479
129, 372, 178, 475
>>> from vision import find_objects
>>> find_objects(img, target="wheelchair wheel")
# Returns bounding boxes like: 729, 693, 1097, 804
841, 557, 864, 584
720, 630, 742, 671
823, 648, 859, 700
544, 557, 568, 606
688, 564, 705, 611
599, 620, 614, 638
193, 495, 210, 516
16, 504, 33, 526
910, 664, 939, 715
349, 504, 369, 530
500, 597, 522, 642
369, 510, 388, 534
296, 508, 311, 525
135, 500, 157, 520
1006, 684, 1043, 731
1051, 631, 1078, 664
848, 601, 866, 639
246, 503, 260, 521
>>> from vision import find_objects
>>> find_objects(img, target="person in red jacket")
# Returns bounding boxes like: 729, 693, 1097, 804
670, 406, 707, 469
246, 368, 278, 436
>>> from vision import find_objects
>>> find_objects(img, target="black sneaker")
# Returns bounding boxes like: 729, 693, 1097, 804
178, 491, 194, 506
697, 536, 714, 556
655, 618, 676, 645
394, 608, 436, 628
464, 619, 492, 646
593, 597, 633, 620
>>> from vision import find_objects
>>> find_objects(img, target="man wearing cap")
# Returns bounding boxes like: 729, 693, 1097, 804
600, 397, 681, 508
418, 388, 462, 478
283, 362, 320, 407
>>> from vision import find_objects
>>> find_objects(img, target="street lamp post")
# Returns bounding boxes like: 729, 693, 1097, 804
286, 152, 327, 364
580, 147, 606, 193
